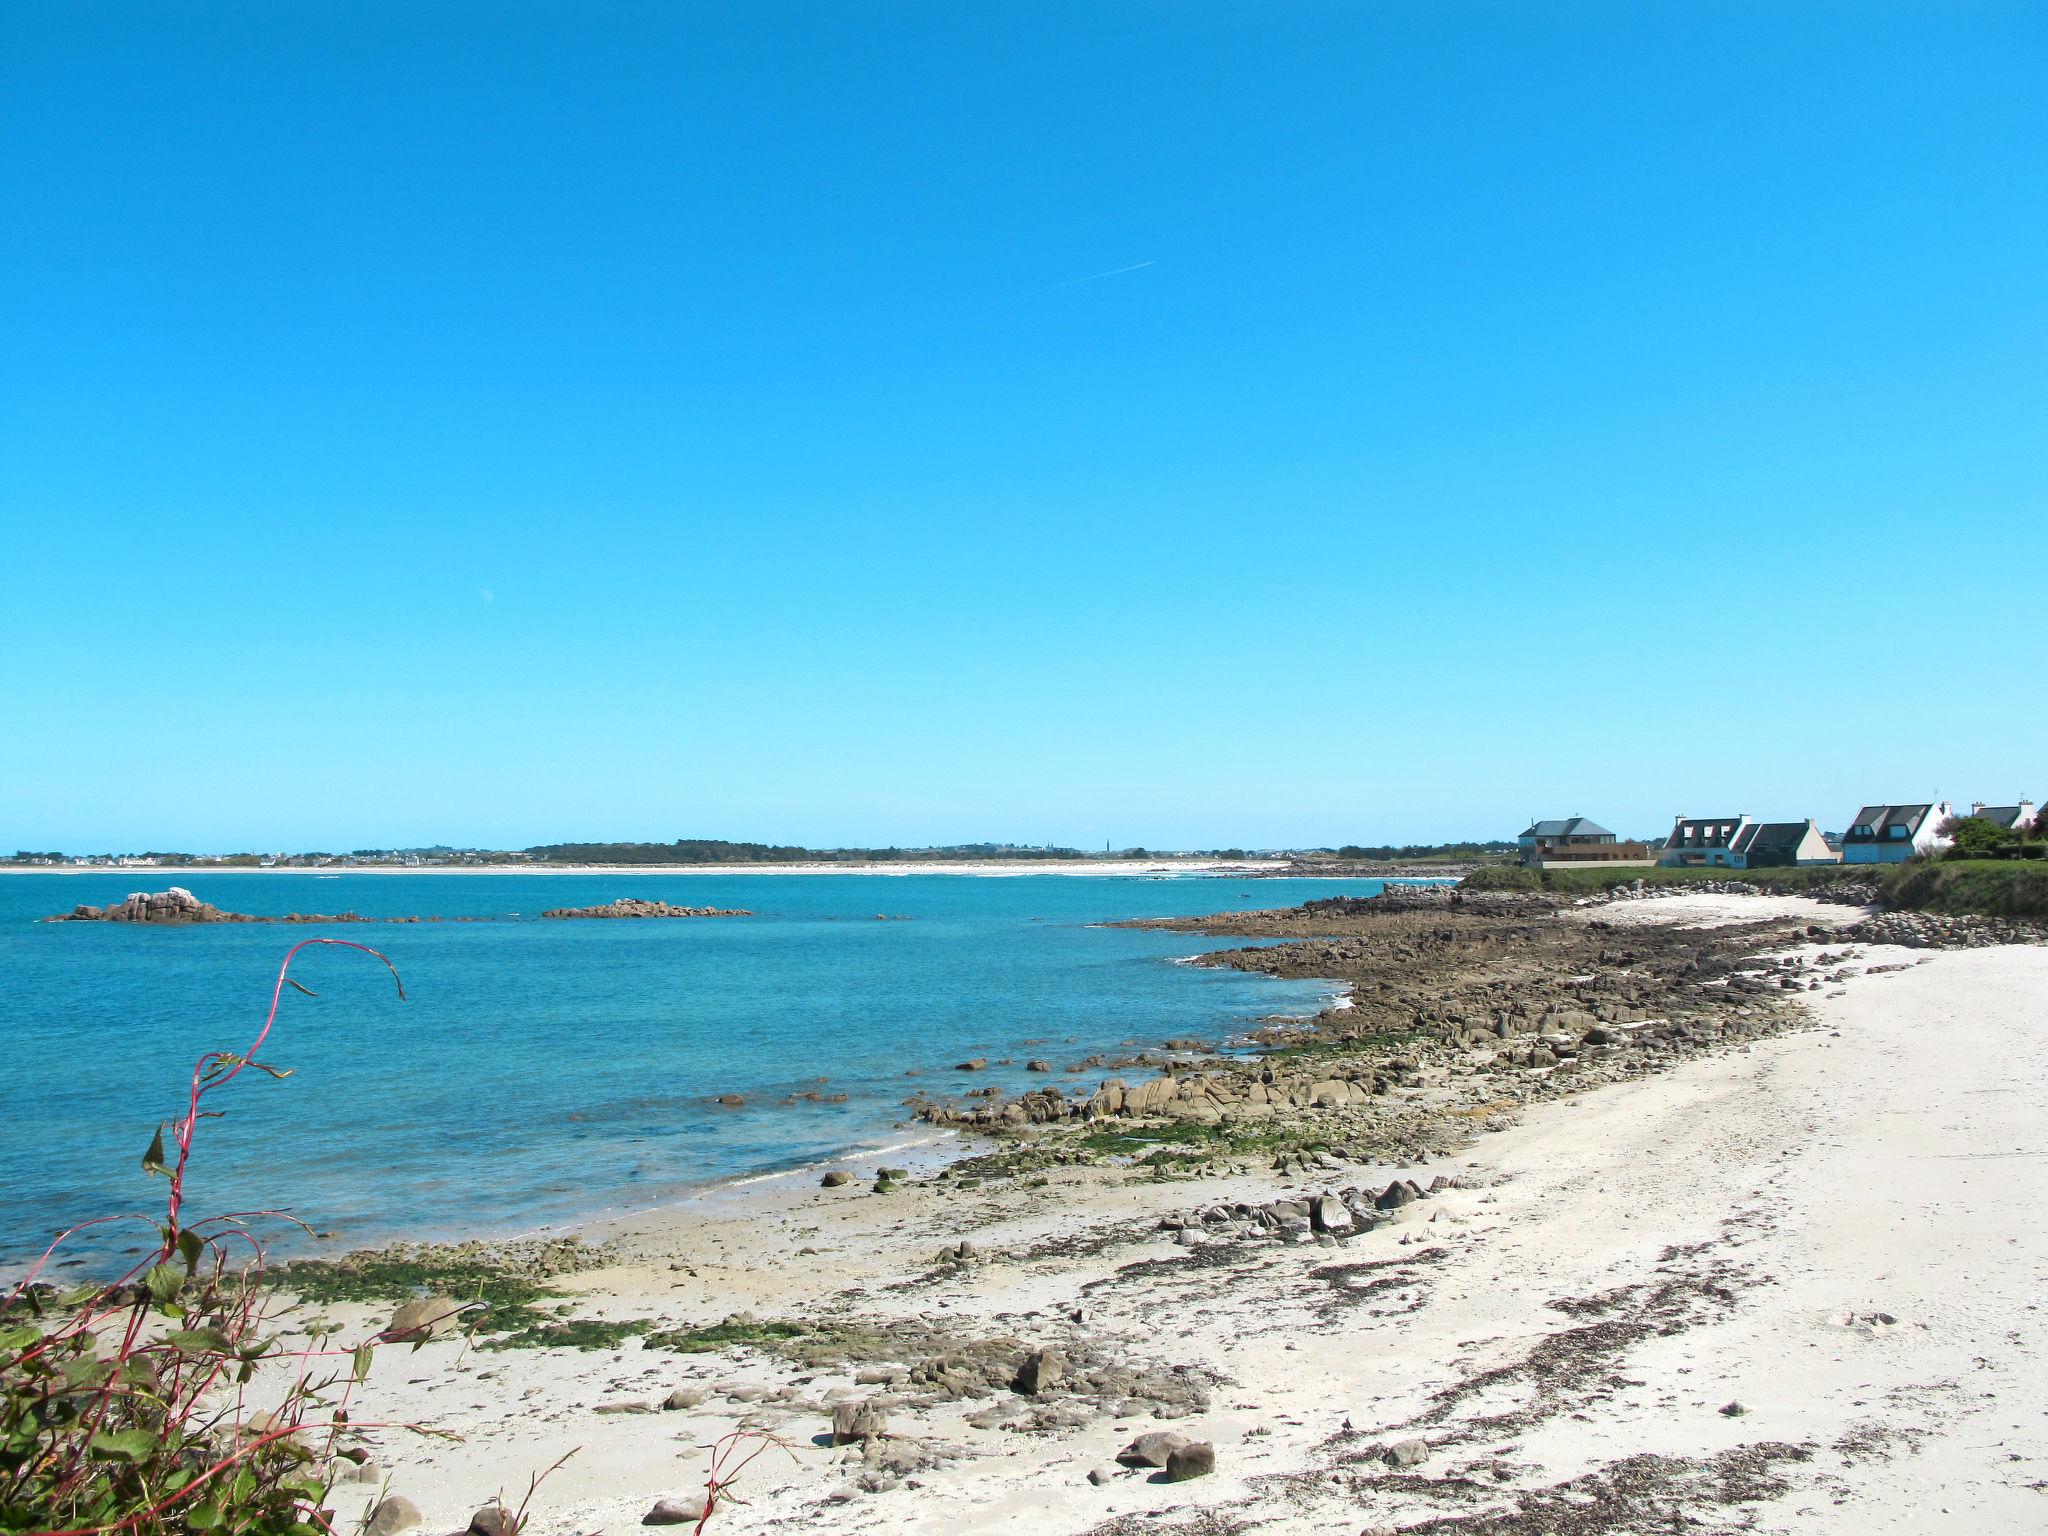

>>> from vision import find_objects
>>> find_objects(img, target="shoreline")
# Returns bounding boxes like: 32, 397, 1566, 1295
0, 859, 1297, 878
51, 886, 2048, 1532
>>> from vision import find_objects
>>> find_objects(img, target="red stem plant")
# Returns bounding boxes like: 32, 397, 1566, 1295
0, 939, 421, 1536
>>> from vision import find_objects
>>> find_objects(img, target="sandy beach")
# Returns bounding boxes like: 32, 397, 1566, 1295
259, 892, 2048, 1534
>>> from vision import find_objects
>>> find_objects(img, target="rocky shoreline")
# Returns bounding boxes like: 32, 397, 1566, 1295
54, 880, 2043, 1535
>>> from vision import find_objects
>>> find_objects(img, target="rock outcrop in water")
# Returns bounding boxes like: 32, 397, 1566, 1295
540, 897, 751, 919
46, 887, 372, 924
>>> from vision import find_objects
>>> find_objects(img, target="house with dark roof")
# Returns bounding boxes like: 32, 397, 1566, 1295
1968, 799, 2037, 833
1728, 819, 1837, 868
1841, 802, 1954, 864
1515, 816, 1651, 868
1658, 814, 1750, 867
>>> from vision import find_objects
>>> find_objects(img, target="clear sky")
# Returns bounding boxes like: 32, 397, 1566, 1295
3, 2, 2042, 852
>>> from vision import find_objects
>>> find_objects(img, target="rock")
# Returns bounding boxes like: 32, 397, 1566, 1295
1014, 1346, 1065, 1395
384, 1296, 465, 1343
831, 1398, 889, 1444
1720, 1400, 1746, 1417
642, 1498, 708, 1526
714, 1093, 745, 1108
1117, 1431, 1191, 1468
542, 898, 750, 920
1310, 1195, 1350, 1233
1163, 1441, 1215, 1481
366, 1497, 422, 1536
468, 1509, 515, 1536
1374, 1180, 1419, 1212
1026, 1059, 1053, 1072
662, 1387, 710, 1410
955, 1058, 988, 1071
592, 1399, 656, 1414
820, 1170, 854, 1187
1382, 1436, 1430, 1468
1087, 1465, 1118, 1486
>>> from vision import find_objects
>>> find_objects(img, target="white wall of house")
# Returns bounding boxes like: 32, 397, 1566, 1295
1843, 802, 1954, 864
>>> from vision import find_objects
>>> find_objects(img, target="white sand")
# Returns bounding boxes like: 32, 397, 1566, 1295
295, 896, 2047, 1532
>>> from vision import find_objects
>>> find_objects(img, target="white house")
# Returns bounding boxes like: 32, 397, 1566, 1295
1840, 802, 1954, 864
1968, 799, 2037, 832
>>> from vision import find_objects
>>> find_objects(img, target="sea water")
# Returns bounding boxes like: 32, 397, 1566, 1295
0, 872, 1398, 1269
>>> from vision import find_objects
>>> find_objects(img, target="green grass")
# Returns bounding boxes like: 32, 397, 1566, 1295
1465, 855, 2048, 919
280, 1253, 552, 1314
1464, 863, 1864, 897
485, 1316, 652, 1351
1883, 859, 2048, 919
643, 1318, 809, 1354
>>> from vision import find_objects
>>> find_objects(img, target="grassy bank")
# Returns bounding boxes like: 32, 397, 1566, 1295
1465, 859, 2048, 919
1885, 859, 2048, 919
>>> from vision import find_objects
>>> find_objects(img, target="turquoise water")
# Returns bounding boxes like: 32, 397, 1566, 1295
0, 873, 1393, 1270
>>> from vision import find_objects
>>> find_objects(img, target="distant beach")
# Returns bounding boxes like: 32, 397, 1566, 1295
0, 858, 1292, 878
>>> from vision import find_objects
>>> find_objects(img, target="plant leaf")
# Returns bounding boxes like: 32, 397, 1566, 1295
145, 1263, 184, 1306
142, 1126, 168, 1178
88, 1427, 160, 1462
287, 978, 319, 998
163, 1327, 233, 1356
352, 1343, 374, 1382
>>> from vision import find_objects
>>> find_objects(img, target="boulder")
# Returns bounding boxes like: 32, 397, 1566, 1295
662, 1387, 710, 1410
1373, 1180, 1418, 1212
384, 1296, 465, 1343
831, 1399, 889, 1444
955, 1058, 988, 1071
1087, 1465, 1118, 1486
1117, 1431, 1190, 1468
366, 1497, 422, 1536
1382, 1437, 1430, 1468
642, 1498, 708, 1526
820, 1170, 854, 1188
1163, 1441, 1215, 1481
1014, 1346, 1065, 1396
468, 1509, 515, 1536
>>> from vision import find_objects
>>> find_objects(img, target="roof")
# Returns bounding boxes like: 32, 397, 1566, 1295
1971, 805, 2029, 830
1843, 804, 1934, 843
1665, 815, 1746, 849
1731, 821, 1815, 858
1519, 816, 1614, 840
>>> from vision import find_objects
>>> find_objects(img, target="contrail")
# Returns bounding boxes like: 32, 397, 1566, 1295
1045, 259, 1155, 291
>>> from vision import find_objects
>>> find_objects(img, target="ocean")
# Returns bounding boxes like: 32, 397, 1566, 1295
0, 871, 1398, 1270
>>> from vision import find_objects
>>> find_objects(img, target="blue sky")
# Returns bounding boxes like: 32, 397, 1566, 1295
3, 2, 2042, 851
